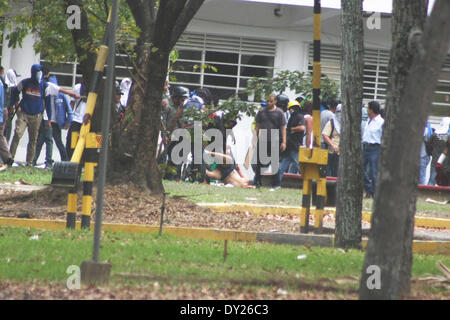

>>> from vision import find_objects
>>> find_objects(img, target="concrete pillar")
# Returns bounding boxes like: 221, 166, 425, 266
274, 40, 309, 100
2, 31, 40, 79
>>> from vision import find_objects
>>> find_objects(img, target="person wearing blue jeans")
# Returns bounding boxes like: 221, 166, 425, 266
277, 100, 305, 185
362, 101, 384, 198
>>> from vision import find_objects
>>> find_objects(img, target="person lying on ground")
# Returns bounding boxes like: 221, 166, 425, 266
204, 150, 255, 188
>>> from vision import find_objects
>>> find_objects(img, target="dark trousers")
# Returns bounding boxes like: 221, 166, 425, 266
363, 143, 380, 196
327, 152, 339, 177
252, 140, 281, 188
33, 120, 53, 166
52, 123, 69, 161
66, 121, 82, 161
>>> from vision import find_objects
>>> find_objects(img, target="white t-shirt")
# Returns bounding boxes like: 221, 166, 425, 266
72, 83, 87, 124
362, 114, 384, 144
45, 82, 60, 97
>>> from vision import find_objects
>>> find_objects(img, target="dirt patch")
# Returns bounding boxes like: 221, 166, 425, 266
0, 184, 448, 237
0, 184, 303, 234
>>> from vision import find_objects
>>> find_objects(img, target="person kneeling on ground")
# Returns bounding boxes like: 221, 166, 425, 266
204, 150, 255, 188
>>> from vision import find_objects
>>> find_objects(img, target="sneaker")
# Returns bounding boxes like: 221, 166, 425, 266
270, 186, 281, 192
0, 164, 8, 172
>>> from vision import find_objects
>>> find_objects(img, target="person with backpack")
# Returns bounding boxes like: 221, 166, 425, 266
322, 103, 342, 177
9, 64, 79, 165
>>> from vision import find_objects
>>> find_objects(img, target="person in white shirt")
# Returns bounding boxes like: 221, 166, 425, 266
362, 101, 384, 198
66, 81, 87, 160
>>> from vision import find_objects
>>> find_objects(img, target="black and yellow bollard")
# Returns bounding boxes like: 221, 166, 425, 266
299, 0, 328, 233
81, 133, 101, 229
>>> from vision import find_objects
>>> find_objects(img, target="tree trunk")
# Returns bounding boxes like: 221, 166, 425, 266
359, 0, 450, 299
335, 0, 364, 249
110, 0, 205, 194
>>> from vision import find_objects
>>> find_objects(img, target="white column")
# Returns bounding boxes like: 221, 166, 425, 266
274, 40, 308, 100
2, 31, 40, 79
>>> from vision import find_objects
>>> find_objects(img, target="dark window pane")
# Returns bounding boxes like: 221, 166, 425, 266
178, 50, 202, 60
240, 66, 273, 78
172, 60, 202, 73
204, 87, 235, 101
205, 51, 238, 64
205, 64, 238, 76
170, 72, 201, 85
204, 74, 237, 88
241, 55, 274, 67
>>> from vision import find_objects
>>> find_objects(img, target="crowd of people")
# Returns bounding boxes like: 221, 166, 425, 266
0, 64, 132, 171
158, 84, 450, 192
1, 65, 449, 191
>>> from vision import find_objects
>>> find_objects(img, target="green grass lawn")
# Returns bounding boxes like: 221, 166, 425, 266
0, 226, 448, 292
0, 166, 52, 185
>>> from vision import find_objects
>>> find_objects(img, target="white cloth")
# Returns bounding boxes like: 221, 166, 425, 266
362, 114, 384, 144
120, 78, 132, 107
72, 83, 87, 124
5, 69, 18, 87
45, 82, 60, 97
333, 104, 342, 135
303, 114, 314, 149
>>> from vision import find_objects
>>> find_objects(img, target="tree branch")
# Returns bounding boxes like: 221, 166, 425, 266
169, 0, 205, 49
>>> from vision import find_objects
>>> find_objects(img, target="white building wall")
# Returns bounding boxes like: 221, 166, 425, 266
2, 31, 40, 79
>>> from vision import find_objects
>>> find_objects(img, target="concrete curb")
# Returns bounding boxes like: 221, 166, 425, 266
199, 203, 450, 230
0, 217, 448, 255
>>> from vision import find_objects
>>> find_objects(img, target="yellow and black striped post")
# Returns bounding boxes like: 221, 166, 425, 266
299, 0, 328, 233
80, 133, 101, 229
65, 9, 113, 229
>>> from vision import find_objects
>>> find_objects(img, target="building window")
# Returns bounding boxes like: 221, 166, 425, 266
40, 48, 135, 89
171, 33, 276, 101
308, 43, 450, 118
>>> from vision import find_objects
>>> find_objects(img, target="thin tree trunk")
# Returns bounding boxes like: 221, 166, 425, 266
359, 0, 450, 299
335, 0, 364, 249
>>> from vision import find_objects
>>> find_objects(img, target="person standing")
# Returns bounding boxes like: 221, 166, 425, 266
32, 69, 53, 168
0, 66, 14, 171
252, 93, 286, 190
322, 103, 342, 177
419, 121, 433, 185
66, 79, 87, 160
3, 69, 20, 142
277, 100, 305, 186
320, 100, 338, 148
362, 101, 384, 198
428, 117, 450, 185
47, 75, 73, 163
9, 64, 79, 165
165, 86, 190, 180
